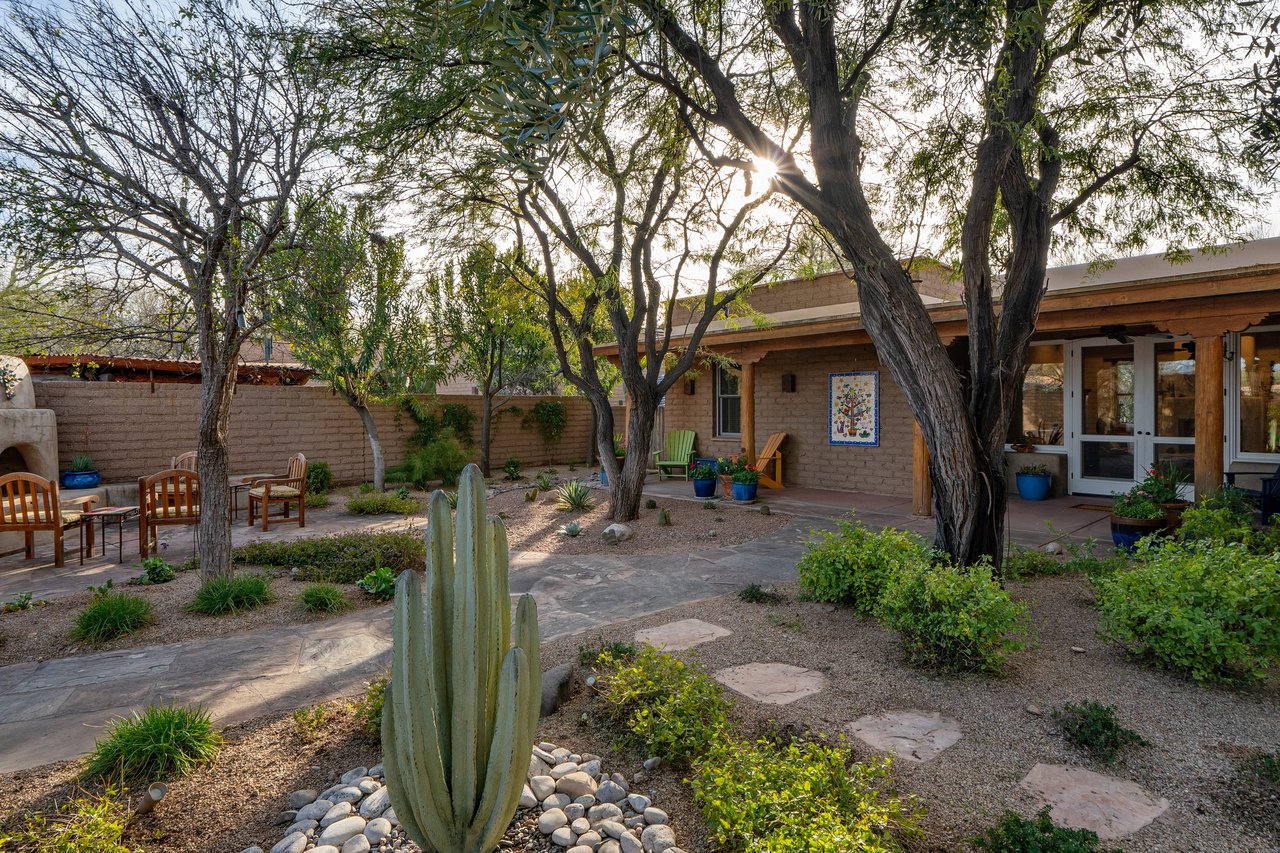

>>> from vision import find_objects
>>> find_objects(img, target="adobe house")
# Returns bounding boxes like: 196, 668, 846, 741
599, 237, 1280, 510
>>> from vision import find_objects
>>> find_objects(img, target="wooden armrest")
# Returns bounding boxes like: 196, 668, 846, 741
249, 476, 293, 487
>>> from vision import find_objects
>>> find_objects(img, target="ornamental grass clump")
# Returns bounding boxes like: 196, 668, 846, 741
797, 516, 930, 613
1092, 538, 1280, 682
381, 465, 540, 853
84, 703, 222, 783
300, 582, 351, 614
879, 559, 1031, 674
72, 591, 153, 644
187, 573, 274, 616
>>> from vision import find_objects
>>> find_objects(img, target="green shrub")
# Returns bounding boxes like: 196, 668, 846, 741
1179, 505, 1252, 545
1002, 547, 1067, 580
1052, 701, 1148, 763
355, 673, 388, 737
535, 474, 554, 491
503, 457, 522, 480
356, 566, 397, 600
306, 460, 333, 496
555, 480, 596, 512
738, 582, 782, 604
879, 560, 1031, 673
72, 592, 153, 644
1093, 539, 1280, 682
595, 646, 729, 762
234, 532, 424, 584
300, 582, 351, 614
403, 398, 476, 449
797, 518, 929, 613
691, 737, 920, 853
645, 497, 658, 510
576, 638, 637, 668
523, 399, 568, 446
305, 491, 331, 509
974, 808, 1121, 852
138, 556, 176, 585
358, 481, 376, 493
405, 432, 470, 487
187, 573, 274, 616
2, 789, 134, 852
345, 491, 421, 515
84, 704, 222, 783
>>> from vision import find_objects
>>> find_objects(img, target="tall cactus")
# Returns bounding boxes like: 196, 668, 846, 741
383, 463, 540, 853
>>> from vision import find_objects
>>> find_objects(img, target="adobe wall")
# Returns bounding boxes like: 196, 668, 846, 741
32, 382, 598, 484
662, 345, 915, 496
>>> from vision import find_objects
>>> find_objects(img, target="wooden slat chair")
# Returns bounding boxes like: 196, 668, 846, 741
139, 469, 200, 558
172, 451, 197, 472
751, 432, 787, 489
653, 430, 697, 480
0, 472, 85, 567
247, 452, 307, 531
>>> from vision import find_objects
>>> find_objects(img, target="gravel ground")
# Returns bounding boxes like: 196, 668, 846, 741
0, 570, 382, 667
490, 482, 787, 556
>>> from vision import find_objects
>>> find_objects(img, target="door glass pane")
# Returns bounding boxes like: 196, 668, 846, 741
1153, 442, 1195, 484
1081, 345, 1134, 437
1154, 342, 1195, 438
1239, 331, 1280, 454
1081, 440, 1135, 481
1009, 344, 1064, 445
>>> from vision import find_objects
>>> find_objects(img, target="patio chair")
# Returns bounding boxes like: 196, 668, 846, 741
139, 468, 200, 558
1225, 465, 1280, 523
653, 430, 696, 480
172, 451, 197, 471
0, 472, 85, 567
751, 432, 787, 489
247, 452, 307, 531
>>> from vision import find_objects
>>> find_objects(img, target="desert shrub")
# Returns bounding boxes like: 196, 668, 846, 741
355, 673, 388, 737
306, 460, 333, 496
974, 808, 1121, 852
738, 583, 782, 604
84, 704, 222, 783
1093, 539, 1280, 682
2, 591, 45, 612
1052, 701, 1148, 763
2, 789, 134, 852
879, 560, 1031, 674
1179, 505, 1253, 545
503, 457, 522, 480
345, 491, 421, 515
72, 593, 153, 644
356, 566, 397, 600
187, 573, 274, 616
797, 517, 930, 613
576, 638, 637, 668
555, 480, 596, 512
1002, 547, 1068, 580
403, 431, 470, 488
300, 583, 351, 614
292, 704, 328, 741
138, 556, 176, 585
691, 737, 920, 853
235, 532, 424, 584
305, 492, 330, 509
594, 646, 729, 762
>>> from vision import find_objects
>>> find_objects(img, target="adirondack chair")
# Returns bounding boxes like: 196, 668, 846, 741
1226, 464, 1280, 523
653, 430, 697, 480
0, 472, 86, 567
751, 432, 787, 489
139, 469, 200, 558
247, 452, 307, 531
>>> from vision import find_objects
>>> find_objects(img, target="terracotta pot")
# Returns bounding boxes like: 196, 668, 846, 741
719, 474, 733, 498
1161, 499, 1191, 532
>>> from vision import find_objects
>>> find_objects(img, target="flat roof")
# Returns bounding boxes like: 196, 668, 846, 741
1045, 236, 1280, 292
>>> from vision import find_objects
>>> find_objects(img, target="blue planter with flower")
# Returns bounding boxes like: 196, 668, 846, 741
693, 478, 717, 498
731, 481, 758, 502
1015, 472, 1052, 501
690, 463, 718, 498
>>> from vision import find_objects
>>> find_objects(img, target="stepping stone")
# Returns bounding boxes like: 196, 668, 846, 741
635, 618, 731, 651
1019, 763, 1169, 840
848, 709, 962, 764
713, 662, 826, 705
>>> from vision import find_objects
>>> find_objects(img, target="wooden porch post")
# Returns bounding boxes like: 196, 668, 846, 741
741, 360, 756, 464
912, 420, 932, 516
1193, 333, 1224, 498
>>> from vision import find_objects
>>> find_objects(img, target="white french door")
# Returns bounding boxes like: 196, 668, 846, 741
1067, 337, 1196, 497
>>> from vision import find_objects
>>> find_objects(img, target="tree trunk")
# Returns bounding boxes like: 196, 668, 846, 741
592, 394, 619, 500
356, 403, 385, 491
479, 391, 494, 477
609, 392, 656, 522
196, 365, 236, 582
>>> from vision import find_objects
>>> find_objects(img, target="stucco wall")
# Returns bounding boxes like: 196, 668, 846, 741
663, 345, 914, 496
32, 383, 597, 484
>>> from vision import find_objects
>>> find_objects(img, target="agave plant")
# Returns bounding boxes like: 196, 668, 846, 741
555, 480, 595, 512
559, 521, 582, 537
534, 474, 554, 491
382, 464, 540, 853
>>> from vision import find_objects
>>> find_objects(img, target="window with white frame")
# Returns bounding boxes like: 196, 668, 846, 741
715, 364, 741, 436
1007, 343, 1066, 446
1234, 328, 1280, 458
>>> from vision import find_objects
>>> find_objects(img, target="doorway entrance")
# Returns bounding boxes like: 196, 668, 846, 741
1067, 337, 1196, 497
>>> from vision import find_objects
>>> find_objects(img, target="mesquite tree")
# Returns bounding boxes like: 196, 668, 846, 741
0, 0, 341, 579
482, 0, 1269, 563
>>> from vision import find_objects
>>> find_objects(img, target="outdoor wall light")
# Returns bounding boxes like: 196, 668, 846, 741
782, 373, 797, 393
684, 379, 696, 395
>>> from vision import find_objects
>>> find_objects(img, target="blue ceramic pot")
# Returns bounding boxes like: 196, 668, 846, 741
1110, 515, 1164, 553
693, 478, 717, 498
1015, 472, 1052, 501
599, 468, 608, 486
731, 481, 758, 502
61, 470, 101, 490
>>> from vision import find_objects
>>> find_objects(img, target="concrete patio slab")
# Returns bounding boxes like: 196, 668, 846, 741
713, 661, 827, 705
848, 709, 962, 763
1020, 763, 1170, 840
634, 618, 732, 651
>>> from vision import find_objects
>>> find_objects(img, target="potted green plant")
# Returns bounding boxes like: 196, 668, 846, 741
1110, 488, 1165, 552
1138, 463, 1190, 530
731, 467, 760, 503
1015, 463, 1053, 501
716, 455, 745, 498
61, 452, 101, 490
691, 463, 718, 498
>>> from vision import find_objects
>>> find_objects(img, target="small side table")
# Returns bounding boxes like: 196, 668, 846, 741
81, 506, 140, 564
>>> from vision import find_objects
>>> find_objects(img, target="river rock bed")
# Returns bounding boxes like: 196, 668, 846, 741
246, 742, 683, 853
